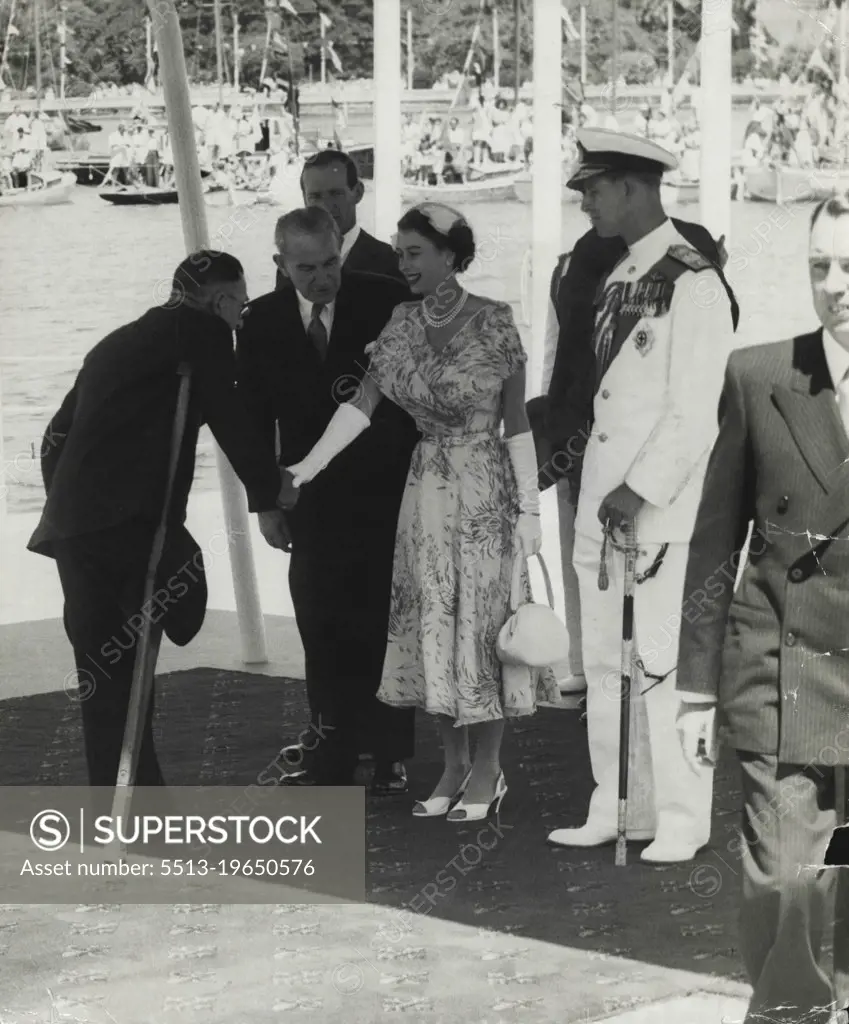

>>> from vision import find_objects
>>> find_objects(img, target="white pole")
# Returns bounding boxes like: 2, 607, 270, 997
406, 7, 413, 90
213, 0, 224, 101
146, 0, 267, 664
493, 4, 500, 91
374, 0, 402, 240
579, 2, 586, 88
698, 0, 732, 243
666, 0, 674, 84
320, 12, 326, 85
530, 0, 562, 396
841, 0, 847, 87
839, 0, 847, 156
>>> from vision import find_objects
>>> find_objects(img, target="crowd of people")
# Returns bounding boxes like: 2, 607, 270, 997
1, 106, 51, 188
25, 129, 849, 1023
740, 75, 849, 169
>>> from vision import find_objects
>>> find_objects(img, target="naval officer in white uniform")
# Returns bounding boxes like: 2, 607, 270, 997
547, 129, 735, 863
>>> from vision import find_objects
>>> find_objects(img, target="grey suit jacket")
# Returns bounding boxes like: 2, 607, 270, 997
677, 330, 849, 764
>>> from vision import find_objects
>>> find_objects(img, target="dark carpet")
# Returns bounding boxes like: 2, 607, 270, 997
0, 668, 751, 988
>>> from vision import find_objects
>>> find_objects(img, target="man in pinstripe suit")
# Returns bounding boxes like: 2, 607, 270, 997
677, 195, 849, 1024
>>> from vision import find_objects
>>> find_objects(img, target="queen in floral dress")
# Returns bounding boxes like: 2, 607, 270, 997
287, 203, 558, 822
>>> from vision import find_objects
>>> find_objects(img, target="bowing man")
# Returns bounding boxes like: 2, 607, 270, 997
27, 251, 288, 789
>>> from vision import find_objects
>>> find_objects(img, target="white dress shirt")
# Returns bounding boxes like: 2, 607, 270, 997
340, 222, 361, 265
822, 329, 849, 437
295, 288, 335, 338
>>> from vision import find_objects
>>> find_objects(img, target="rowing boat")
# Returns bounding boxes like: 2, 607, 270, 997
98, 185, 179, 205
0, 171, 77, 207
401, 173, 519, 204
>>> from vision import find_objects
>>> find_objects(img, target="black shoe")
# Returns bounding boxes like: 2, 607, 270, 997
371, 761, 408, 795
277, 742, 311, 770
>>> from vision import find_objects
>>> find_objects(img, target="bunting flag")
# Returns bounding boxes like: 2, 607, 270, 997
7, 22, 19, 35
561, 4, 580, 42
324, 38, 342, 73
319, 11, 332, 31
279, 0, 299, 14
271, 29, 287, 54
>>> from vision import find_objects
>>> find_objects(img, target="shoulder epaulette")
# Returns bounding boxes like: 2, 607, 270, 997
666, 244, 714, 273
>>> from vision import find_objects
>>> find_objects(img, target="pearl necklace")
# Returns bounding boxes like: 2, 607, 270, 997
421, 289, 468, 328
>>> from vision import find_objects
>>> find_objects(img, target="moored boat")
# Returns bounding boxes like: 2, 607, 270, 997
402, 173, 518, 204
744, 163, 849, 203
0, 171, 77, 207
98, 185, 179, 205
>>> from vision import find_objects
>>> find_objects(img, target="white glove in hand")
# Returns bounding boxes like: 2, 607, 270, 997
287, 403, 370, 487
516, 511, 542, 558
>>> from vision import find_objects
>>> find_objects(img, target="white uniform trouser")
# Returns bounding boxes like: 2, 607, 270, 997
573, 520, 713, 845
555, 479, 584, 679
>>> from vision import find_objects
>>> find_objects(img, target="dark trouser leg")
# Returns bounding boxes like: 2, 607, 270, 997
739, 752, 838, 1024
346, 541, 414, 766
53, 524, 164, 790
287, 547, 358, 784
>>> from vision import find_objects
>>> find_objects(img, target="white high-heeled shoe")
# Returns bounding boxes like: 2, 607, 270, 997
446, 772, 507, 825
412, 768, 472, 818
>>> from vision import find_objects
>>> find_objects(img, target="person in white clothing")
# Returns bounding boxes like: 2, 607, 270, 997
546, 129, 735, 864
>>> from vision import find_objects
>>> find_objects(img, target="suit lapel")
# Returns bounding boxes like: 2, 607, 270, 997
772, 330, 849, 496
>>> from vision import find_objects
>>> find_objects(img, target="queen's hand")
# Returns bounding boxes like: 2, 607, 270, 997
515, 512, 542, 558
285, 462, 310, 489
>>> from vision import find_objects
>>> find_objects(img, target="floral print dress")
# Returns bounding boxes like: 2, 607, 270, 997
366, 298, 559, 727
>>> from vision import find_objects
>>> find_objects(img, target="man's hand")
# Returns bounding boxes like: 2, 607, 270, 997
676, 701, 718, 773
716, 234, 729, 269
278, 468, 299, 511
598, 483, 644, 531
258, 509, 292, 553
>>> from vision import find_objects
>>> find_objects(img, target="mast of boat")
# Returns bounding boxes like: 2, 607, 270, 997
513, 0, 520, 102
33, 0, 42, 110
213, 0, 224, 104
58, 2, 67, 100
492, 2, 499, 90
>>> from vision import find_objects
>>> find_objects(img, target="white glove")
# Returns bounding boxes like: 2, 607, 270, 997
287, 403, 370, 487
506, 431, 542, 556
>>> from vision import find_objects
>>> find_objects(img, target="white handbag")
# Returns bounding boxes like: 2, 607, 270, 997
496, 552, 571, 668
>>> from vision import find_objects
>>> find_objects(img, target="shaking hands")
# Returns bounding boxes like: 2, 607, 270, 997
278, 467, 300, 511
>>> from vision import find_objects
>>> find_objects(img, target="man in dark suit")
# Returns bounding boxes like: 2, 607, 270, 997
28, 251, 289, 789
275, 149, 402, 291
535, 216, 738, 699
677, 195, 849, 1023
237, 206, 419, 791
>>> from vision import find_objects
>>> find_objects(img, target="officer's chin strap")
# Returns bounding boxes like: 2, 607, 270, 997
598, 522, 673, 695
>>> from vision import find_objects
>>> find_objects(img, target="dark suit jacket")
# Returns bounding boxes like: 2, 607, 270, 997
678, 331, 849, 765
28, 304, 281, 559
236, 270, 419, 556
542, 218, 739, 494
275, 227, 404, 291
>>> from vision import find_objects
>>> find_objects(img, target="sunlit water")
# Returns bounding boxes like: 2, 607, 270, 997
0, 183, 818, 514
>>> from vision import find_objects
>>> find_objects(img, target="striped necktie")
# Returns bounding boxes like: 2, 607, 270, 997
308, 303, 328, 360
